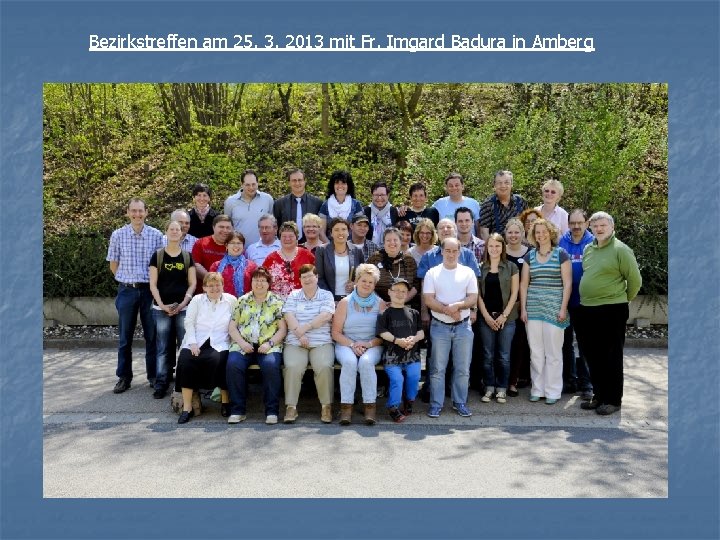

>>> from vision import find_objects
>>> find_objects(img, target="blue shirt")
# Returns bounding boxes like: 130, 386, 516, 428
432, 196, 481, 222
558, 229, 594, 307
107, 224, 164, 283
417, 245, 481, 279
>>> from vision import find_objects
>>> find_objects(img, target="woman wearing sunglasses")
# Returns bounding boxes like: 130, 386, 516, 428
535, 179, 569, 235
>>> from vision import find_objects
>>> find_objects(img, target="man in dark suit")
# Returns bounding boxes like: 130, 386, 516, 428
273, 168, 322, 242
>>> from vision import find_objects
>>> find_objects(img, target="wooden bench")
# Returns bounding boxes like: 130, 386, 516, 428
246, 349, 427, 371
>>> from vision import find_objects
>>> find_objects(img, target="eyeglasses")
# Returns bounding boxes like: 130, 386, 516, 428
227, 242, 243, 246
543, 189, 557, 194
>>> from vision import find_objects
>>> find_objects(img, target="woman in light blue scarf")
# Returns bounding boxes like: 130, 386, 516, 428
210, 232, 257, 297
331, 264, 385, 426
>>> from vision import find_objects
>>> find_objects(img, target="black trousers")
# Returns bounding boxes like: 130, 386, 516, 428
576, 302, 629, 407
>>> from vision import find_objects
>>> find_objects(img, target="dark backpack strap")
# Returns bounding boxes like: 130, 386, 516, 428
155, 248, 165, 273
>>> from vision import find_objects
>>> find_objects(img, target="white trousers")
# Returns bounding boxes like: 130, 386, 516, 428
526, 320, 564, 400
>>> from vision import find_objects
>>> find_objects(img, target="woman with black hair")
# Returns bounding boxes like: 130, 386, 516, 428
317, 170, 364, 241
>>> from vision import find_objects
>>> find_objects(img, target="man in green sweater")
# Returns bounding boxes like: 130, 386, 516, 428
577, 211, 642, 416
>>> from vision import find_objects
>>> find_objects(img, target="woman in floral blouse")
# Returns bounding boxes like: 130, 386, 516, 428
226, 267, 287, 425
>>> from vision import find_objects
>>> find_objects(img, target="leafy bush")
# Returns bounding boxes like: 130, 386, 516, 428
44, 228, 117, 298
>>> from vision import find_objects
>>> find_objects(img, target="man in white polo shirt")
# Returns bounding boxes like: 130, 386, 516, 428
422, 237, 479, 418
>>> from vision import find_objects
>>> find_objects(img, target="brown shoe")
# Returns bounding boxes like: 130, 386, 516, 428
339, 403, 353, 425
284, 405, 298, 424
321, 404, 333, 424
191, 391, 203, 416
364, 403, 377, 425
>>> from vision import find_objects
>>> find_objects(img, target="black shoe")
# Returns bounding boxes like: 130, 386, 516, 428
596, 404, 621, 416
178, 410, 194, 424
221, 403, 231, 418
507, 387, 519, 397
113, 378, 131, 394
581, 399, 601, 410
153, 388, 166, 399
401, 400, 414, 416
388, 407, 406, 423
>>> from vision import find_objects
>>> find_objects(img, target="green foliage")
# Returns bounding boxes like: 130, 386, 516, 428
44, 228, 117, 298
43, 83, 668, 297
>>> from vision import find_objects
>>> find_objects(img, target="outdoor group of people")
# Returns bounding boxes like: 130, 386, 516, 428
106, 167, 641, 425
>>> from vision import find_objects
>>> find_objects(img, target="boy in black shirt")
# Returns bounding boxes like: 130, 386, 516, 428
376, 278, 425, 422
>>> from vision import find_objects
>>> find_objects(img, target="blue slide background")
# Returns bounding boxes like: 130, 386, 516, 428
1, 1, 718, 538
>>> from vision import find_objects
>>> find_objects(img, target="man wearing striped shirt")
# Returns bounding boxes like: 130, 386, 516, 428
106, 197, 164, 394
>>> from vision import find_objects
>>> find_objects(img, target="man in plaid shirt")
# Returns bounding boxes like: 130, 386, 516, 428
106, 197, 164, 394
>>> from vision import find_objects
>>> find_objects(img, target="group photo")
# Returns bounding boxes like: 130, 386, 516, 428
42, 82, 668, 497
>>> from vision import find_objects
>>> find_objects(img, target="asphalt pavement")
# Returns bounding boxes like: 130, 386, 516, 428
43, 347, 668, 498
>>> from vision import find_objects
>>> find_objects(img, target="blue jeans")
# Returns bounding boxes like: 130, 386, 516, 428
429, 318, 473, 409
479, 319, 516, 392
385, 362, 422, 408
226, 350, 282, 416
115, 284, 156, 382
153, 309, 185, 390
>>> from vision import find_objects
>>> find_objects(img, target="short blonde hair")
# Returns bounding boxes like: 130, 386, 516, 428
203, 272, 224, 287
354, 263, 380, 284
542, 178, 564, 198
302, 213, 322, 227
527, 218, 560, 247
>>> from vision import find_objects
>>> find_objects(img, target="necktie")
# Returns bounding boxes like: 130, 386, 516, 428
295, 197, 303, 235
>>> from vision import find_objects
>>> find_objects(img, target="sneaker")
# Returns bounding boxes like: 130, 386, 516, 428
388, 407, 407, 423
596, 404, 621, 416
265, 414, 278, 425
581, 399, 601, 410
581, 390, 594, 401
529, 395, 541, 402
452, 402, 472, 417
496, 391, 507, 404
284, 406, 298, 424
426, 405, 442, 418
227, 414, 246, 424
481, 390, 493, 403
152, 388, 166, 399
113, 378, 131, 394
545, 398, 558, 405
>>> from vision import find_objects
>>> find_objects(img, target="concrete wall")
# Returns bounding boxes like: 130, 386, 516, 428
44, 295, 669, 326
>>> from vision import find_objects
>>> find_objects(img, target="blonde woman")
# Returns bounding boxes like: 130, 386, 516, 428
535, 179, 569, 235
301, 213, 326, 253
519, 219, 571, 405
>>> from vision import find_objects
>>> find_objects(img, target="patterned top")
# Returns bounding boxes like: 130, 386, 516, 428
229, 291, 285, 353
106, 224, 164, 283
366, 250, 418, 302
262, 247, 315, 300
526, 247, 569, 329
479, 194, 529, 235
461, 235, 486, 267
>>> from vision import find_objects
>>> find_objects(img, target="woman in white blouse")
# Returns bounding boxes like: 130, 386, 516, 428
176, 272, 236, 424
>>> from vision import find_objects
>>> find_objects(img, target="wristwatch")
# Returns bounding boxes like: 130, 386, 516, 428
268, 339, 275, 347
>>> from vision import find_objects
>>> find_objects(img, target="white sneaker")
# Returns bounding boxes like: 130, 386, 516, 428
496, 391, 507, 404
481, 390, 493, 403
228, 414, 246, 424
265, 414, 278, 425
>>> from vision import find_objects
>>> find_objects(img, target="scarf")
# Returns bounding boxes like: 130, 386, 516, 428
348, 288, 379, 310
327, 194, 353, 219
194, 205, 210, 222
370, 203, 392, 245
217, 253, 249, 296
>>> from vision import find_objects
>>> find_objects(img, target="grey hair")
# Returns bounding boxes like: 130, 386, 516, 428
170, 208, 190, 221
257, 213, 277, 227
437, 218, 458, 237
589, 211, 614, 227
